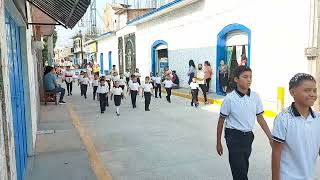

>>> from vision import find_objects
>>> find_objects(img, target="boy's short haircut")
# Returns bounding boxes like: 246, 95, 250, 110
234, 66, 252, 78
289, 73, 316, 90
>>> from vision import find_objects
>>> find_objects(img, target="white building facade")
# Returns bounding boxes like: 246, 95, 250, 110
97, 0, 317, 110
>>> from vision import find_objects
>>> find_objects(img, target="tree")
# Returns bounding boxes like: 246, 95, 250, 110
42, 29, 58, 66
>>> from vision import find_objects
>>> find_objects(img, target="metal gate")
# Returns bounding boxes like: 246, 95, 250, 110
118, 37, 124, 74
5, 10, 28, 180
124, 33, 136, 74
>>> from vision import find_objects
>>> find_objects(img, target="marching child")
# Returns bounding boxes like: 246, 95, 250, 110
80, 72, 90, 99
78, 70, 84, 95
128, 76, 140, 108
163, 75, 174, 103
118, 73, 126, 90
141, 76, 154, 111
124, 69, 131, 86
92, 74, 99, 100
272, 73, 320, 180
190, 77, 199, 107
105, 70, 112, 92
216, 66, 272, 180
97, 78, 109, 113
111, 81, 124, 116
154, 73, 162, 98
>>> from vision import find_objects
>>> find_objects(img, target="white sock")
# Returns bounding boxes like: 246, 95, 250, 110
116, 107, 120, 114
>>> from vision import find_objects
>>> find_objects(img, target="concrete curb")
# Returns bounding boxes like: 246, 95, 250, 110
164, 89, 277, 118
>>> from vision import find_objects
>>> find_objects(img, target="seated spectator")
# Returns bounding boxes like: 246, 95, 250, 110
44, 66, 66, 104
172, 70, 180, 89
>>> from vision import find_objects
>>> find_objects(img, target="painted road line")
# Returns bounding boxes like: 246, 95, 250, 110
67, 104, 112, 180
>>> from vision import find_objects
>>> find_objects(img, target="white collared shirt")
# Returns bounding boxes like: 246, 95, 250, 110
124, 72, 130, 78
129, 82, 140, 91
92, 79, 99, 86
163, 80, 173, 88
134, 72, 141, 77
119, 78, 126, 86
112, 87, 123, 95
112, 75, 120, 82
220, 89, 264, 132
97, 84, 109, 94
142, 83, 153, 92
272, 104, 320, 180
105, 75, 111, 81
64, 70, 74, 83
154, 76, 162, 84
81, 77, 90, 85
190, 82, 199, 90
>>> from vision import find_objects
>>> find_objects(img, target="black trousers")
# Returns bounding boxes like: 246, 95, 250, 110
93, 86, 98, 100
199, 84, 208, 102
81, 84, 88, 98
225, 128, 254, 180
130, 90, 138, 108
191, 89, 199, 104
144, 92, 151, 110
107, 81, 111, 91
65, 81, 73, 94
99, 93, 108, 112
155, 84, 161, 98
165, 88, 172, 102
206, 78, 211, 92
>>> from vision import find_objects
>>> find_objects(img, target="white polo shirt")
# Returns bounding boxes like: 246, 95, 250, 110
163, 80, 173, 88
142, 83, 153, 92
154, 77, 162, 84
92, 79, 99, 86
190, 82, 199, 90
112, 87, 123, 96
129, 82, 140, 91
112, 75, 120, 82
124, 72, 130, 78
97, 84, 109, 94
220, 89, 264, 132
272, 103, 320, 180
81, 77, 90, 85
118, 78, 126, 86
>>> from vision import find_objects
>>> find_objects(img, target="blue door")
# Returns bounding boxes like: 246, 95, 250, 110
5, 10, 28, 180
108, 51, 112, 71
100, 53, 104, 75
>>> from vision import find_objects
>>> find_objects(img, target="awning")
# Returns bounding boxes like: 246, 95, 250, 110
26, 0, 91, 29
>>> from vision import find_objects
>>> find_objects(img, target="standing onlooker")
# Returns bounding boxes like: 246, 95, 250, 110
188, 60, 196, 85
163, 75, 173, 103
141, 76, 154, 111
92, 74, 99, 100
154, 73, 162, 98
171, 70, 180, 89
240, 54, 248, 66
196, 63, 208, 104
204, 61, 212, 92
272, 73, 320, 180
218, 60, 229, 93
63, 66, 74, 96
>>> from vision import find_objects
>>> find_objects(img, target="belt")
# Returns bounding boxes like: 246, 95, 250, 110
65, 76, 73, 77
225, 128, 253, 136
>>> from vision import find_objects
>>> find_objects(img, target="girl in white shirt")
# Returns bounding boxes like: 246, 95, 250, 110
163, 75, 174, 103
63, 66, 74, 96
92, 74, 99, 100
142, 76, 154, 111
80, 72, 90, 99
111, 81, 124, 116
129, 76, 140, 108
97, 78, 109, 113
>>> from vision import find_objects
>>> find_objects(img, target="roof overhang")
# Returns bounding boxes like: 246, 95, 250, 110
26, 0, 91, 29
31, 5, 56, 36
127, 0, 202, 25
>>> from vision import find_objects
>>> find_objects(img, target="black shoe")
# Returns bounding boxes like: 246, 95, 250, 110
101, 111, 104, 114
195, 103, 199, 108
191, 102, 194, 106
155, 96, 158, 98
117, 113, 120, 116
59, 101, 66, 104
85, 96, 87, 99
70, 93, 72, 95
67, 93, 70, 96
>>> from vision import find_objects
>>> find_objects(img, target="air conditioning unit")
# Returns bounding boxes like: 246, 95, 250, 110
305, 47, 318, 58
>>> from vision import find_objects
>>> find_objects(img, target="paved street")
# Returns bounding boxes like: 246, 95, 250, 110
64, 84, 303, 180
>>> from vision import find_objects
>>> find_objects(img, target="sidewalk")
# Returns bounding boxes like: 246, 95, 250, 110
168, 88, 278, 118
25, 104, 96, 180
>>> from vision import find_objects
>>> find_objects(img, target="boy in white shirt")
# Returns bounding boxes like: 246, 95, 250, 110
63, 66, 74, 96
129, 76, 140, 108
154, 73, 162, 98
163, 75, 174, 103
78, 70, 84, 95
272, 73, 320, 180
105, 70, 112, 92
111, 81, 124, 116
190, 77, 199, 107
124, 69, 131, 86
80, 72, 90, 99
97, 78, 109, 113
92, 74, 99, 100
141, 76, 154, 111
